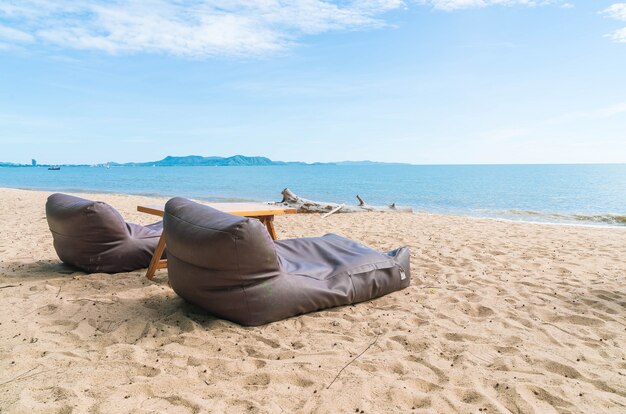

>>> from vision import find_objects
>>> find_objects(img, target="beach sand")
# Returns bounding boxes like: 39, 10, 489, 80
1, 187, 625, 413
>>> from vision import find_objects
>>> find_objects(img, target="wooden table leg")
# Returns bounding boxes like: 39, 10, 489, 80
264, 216, 278, 240
146, 233, 167, 280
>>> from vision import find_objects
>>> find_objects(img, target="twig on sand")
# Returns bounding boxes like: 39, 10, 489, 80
0, 366, 40, 386
0, 365, 56, 387
0, 285, 18, 290
56, 284, 63, 297
326, 331, 381, 389
22, 304, 54, 317
67, 298, 114, 304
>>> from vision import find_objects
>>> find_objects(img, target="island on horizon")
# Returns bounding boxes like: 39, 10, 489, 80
0, 155, 412, 168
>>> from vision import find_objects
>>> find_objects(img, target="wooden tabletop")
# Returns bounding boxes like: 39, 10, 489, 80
137, 202, 297, 218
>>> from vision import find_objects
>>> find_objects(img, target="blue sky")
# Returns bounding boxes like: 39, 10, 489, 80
1, 0, 625, 165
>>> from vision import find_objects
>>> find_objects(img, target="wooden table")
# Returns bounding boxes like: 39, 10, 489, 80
138, 202, 297, 280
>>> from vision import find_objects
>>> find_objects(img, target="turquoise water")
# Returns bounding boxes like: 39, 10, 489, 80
1, 164, 626, 226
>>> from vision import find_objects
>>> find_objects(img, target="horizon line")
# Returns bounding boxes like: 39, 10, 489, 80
2, 160, 626, 167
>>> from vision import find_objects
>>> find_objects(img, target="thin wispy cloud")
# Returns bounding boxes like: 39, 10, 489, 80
547, 102, 626, 124
422, 0, 564, 11
602, 3, 626, 43
478, 102, 626, 142
0, 23, 33, 42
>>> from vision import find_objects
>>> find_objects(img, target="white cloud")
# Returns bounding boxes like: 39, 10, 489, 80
0, 0, 569, 57
0, 0, 404, 57
608, 26, 626, 42
602, 3, 626, 43
602, 3, 626, 21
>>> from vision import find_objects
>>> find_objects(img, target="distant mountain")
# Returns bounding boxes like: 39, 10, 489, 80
113, 156, 410, 167
0, 155, 409, 167
110, 154, 310, 167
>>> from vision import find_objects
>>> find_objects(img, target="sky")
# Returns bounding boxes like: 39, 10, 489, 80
1, 0, 625, 165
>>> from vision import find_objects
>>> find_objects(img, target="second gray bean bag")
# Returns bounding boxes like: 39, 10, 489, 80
164, 197, 411, 326
46, 193, 163, 273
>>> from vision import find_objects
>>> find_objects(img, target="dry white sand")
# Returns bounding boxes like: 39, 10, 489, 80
1, 187, 625, 413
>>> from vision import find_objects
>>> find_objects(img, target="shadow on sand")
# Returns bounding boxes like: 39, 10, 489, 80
0, 259, 83, 282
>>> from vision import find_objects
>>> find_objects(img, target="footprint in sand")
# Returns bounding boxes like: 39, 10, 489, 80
251, 334, 281, 349
25, 386, 76, 405
443, 332, 481, 342
135, 364, 161, 377
244, 372, 271, 386
411, 396, 433, 409
390, 335, 430, 352
468, 304, 495, 318
525, 385, 574, 410
540, 359, 582, 379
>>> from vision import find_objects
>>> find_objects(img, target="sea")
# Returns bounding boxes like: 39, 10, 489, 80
1, 164, 625, 227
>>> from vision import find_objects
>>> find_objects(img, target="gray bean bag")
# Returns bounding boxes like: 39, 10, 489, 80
164, 197, 411, 326
46, 193, 163, 273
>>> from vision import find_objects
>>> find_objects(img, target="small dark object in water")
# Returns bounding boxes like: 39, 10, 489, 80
48, 166, 61, 170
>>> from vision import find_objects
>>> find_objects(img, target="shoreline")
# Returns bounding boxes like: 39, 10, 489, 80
2, 185, 626, 230
1, 187, 626, 412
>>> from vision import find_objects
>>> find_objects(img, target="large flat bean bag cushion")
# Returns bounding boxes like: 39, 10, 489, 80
46, 193, 163, 273
164, 197, 411, 326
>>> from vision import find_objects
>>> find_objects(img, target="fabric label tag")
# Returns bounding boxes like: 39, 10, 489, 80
400, 269, 406, 280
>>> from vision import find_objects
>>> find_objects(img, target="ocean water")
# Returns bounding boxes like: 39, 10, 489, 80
1, 164, 625, 227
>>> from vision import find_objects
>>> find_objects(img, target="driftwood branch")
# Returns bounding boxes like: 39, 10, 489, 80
321, 204, 345, 219
273, 188, 412, 214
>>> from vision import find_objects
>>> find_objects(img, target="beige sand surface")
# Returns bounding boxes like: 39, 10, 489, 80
1, 187, 625, 413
